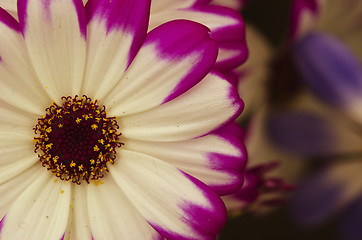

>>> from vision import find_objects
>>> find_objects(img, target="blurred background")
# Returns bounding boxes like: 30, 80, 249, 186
218, 0, 362, 239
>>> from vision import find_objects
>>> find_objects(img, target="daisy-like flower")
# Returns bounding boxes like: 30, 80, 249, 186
0, 0, 246, 239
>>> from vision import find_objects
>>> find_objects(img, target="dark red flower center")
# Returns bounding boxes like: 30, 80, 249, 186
34, 95, 122, 184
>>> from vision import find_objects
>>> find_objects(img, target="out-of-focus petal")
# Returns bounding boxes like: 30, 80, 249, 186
291, 161, 362, 226
316, 0, 362, 61
210, 0, 247, 10
294, 32, 362, 125
266, 110, 361, 157
289, 0, 322, 43
237, 25, 273, 117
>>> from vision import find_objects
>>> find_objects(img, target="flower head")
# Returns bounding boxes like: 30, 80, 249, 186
0, 0, 246, 239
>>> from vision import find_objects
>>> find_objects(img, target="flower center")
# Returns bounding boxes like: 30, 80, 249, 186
34, 95, 122, 184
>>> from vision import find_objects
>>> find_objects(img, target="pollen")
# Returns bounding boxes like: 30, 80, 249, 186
34, 95, 123, 185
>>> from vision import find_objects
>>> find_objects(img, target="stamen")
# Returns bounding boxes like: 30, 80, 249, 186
34, 95, 122, 184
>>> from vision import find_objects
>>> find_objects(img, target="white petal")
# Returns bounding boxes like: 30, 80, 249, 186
104, 20, 217, 116
121, 124, 246, 195
109, 149, 226, 239
119, 72, 242, 141
0, 102, 38, 184
0, 142, 37, 184
148, 5, 247, 71
66, 185, 92, 240
0, 11, 50, 115
0, 0, 17, 17
81, 0, 150, 100
0, 171, 71, 239
82, 23, 134, 100
87, 176, 162, 240
0, 164, 41, 221
19, 0, 87, 98
149, 6, 240, 32
0, 100, 37, 138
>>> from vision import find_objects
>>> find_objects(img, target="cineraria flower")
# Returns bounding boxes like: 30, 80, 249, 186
0, 0, 247, 239
0, 0, 248, 73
